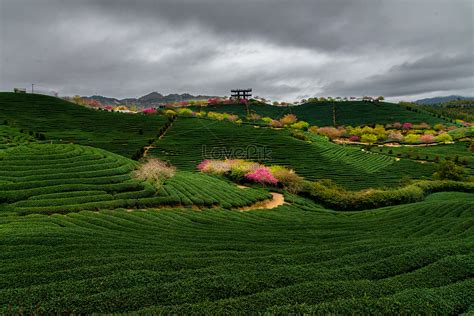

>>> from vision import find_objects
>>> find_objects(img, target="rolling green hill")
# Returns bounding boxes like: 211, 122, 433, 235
0, 194, 472, 314
190, 101, 448, 126
0, 91, 471, 315
0, 93, 168, 158
0, 143, 270, 215
150, 117, 435, 190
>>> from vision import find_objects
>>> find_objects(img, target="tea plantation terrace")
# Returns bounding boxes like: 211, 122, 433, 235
0, 192, 472, 314
0, 93, 169, 158
0, 143, 270, 215
150, 117, 436, 190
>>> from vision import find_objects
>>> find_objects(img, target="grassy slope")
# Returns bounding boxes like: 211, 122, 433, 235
190, 101, 448, 126
0, 93, 168, 158
0, 194, 472, 314
150, 117, 435, 190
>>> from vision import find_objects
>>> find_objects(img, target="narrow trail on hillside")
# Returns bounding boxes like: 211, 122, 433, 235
237, 192, 285, 211
143, 119, 175, 157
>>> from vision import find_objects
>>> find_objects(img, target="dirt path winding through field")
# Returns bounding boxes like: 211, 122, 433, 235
236, 186, 286, 211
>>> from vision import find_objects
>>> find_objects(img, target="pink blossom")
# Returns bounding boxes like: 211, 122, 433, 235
245, 168, 278, 185
197, 160, 210, 171
349, 135, 360, 142
402, 122, 413, 130
142, 108, 157, 114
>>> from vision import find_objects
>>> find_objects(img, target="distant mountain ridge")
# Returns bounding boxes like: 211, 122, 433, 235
415, 95, 474, 105
83, 91, 220, 106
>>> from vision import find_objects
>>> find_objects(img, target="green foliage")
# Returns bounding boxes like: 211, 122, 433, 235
0, 93, 168, 158
435, 133, 453, 143
433, 160, 467, 181
361, 133, 377, 144
304, 179, 473, 211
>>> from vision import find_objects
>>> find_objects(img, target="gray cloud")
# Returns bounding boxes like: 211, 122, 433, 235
0, 0, 473, 101
321, 53, 474, 97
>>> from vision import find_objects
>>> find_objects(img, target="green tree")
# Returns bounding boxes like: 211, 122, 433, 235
433, 160, 466, 181
361, 134, 377, 144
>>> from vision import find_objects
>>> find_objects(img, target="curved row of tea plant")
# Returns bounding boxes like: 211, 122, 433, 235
0, 144, 269, 215
0, 125, 36, 149
157, 172, 270, 208
150, 117, 435, 190
0, 93, 168, 158
0, 193, 472, 314
369, 141, 473, 174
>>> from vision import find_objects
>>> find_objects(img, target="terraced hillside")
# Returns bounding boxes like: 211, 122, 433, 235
150, 117, 435, 190
0, 144, 270, 215
0, 193, 472, 314
0, 125, 35, 149
0, 93, 168, 158
371, 141, 474, 174
190, 101, 447, 126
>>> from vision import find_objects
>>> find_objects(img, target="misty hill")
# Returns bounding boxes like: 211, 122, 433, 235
415, 95, 474, 105
83, 91, 219, 106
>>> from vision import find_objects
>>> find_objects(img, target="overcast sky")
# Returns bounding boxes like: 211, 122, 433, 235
0, 0, 473, 101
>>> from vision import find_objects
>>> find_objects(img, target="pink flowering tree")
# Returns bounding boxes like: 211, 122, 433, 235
419, 134, 436, 143
245, 168, 278, 186
402, 122, 413, 130
142, 108, 157, 114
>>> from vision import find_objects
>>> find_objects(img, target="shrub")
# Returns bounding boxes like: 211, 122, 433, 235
361, 134, 377, 144
318, 127, 343, 140
261, 117, 273, 124
269, 120, 283, 128
392, 122, 402, 129
290, 130, 310, 141
388, 132, 404, 142
280, 114, 298, 126
434, 123, 445, 131
419, 134, 435, 143
291, 121, 309, 130
435, 133, 453, 143
404, 134, 420, 143
195, 111, 207, 118
247, 113, 261, 121
164, 109, 176, 117
433, 160, 466, 181
308, 126, 319, 134
349, 135, 360, 142
270, 165, 305, 193
227, 114, 239, 122
177, 108, 194, 116
133, 158, 176, 189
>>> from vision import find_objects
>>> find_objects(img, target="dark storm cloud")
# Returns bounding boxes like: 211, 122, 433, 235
322, 53, 474, 97
0, 0, 472, 100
